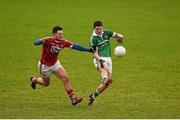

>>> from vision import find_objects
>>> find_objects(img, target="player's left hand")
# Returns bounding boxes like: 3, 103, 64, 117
117, 38, 123, 43
116, 34, 124, 43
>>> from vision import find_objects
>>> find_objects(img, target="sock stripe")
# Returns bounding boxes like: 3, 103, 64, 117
67, 89, 74, 97
92, 91, 99, 98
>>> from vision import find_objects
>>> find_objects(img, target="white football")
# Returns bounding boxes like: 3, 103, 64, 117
114, 46, 126, 57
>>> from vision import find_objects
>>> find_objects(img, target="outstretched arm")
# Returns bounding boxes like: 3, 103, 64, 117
71, 44, 94, 53
112, 33, 124, 43
34, 39, 43, 45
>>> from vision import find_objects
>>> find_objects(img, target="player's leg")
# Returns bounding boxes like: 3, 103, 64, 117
53, 67, 72, 92
106, 60, 113, 88
53, 66, 82, 105
88, 60, 112, 105
98, 62, 113, 92
30, 61, 52, 89
30, 76, 50, 89
36, 76, 50, 86
96, 63, 109, 93
88, 62, 108, 105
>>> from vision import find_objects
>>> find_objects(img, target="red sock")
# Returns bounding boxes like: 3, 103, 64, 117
66, 89, 74, 98
104, 79, 113, 88
107, 79, 113, 84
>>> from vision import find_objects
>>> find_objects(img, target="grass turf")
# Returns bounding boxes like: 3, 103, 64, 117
0, 0, 180, 118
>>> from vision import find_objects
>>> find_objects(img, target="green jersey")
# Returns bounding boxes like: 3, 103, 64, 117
90, 29, 114, 57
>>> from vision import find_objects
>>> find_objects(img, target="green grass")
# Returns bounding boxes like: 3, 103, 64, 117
0, 0, 180, 118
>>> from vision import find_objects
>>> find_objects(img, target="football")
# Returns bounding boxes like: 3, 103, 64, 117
114, 46, 126, 57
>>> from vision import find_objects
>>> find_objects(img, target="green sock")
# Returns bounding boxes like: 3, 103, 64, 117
92, 91, 99, 99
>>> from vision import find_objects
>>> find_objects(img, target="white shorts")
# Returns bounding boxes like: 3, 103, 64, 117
38, 60, 62, 77
93, 57, 112, 73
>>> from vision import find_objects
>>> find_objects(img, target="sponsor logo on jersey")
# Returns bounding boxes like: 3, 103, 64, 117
50, 46, 62, 53
104, 36, 108, 39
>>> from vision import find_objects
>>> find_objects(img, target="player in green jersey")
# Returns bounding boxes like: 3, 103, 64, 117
88, 21, 124, 105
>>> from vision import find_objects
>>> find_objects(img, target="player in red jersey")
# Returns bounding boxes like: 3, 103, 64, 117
30, 26, 93, 105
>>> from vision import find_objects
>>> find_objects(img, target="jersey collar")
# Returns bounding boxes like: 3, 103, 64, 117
93, 31, 104, 37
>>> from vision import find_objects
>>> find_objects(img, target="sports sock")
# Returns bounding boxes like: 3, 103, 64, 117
92, 90, 99, 99
91, 76, 108, 99
67, 89, 75, 99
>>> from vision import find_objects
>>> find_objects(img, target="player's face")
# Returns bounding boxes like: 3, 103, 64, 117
54, 30, 64, 40
94, 26, 103, 36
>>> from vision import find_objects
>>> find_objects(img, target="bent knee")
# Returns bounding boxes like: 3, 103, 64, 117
42, 78, 50, 87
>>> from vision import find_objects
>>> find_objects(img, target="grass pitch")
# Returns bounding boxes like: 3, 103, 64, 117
0, 0, 180, 118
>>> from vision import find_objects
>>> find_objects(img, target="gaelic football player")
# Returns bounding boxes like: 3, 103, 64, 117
31, 26, 93, 105
88, 21, 124, 105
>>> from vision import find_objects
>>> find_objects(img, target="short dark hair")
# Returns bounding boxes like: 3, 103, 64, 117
93, 21, 103, 28
52, 26, 63, 33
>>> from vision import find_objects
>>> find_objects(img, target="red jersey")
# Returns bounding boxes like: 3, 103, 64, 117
40, 37, 73, 66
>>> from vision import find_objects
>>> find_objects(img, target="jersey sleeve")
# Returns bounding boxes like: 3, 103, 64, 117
62, 39, 73, 47
106, 29, 115, 37
42, 37, 51, 44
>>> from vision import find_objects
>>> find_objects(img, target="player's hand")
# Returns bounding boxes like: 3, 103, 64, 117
89, 47, 96, 53
117, 38, 123, 43
116, 34, 124, 43
99, 59, 105, 68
